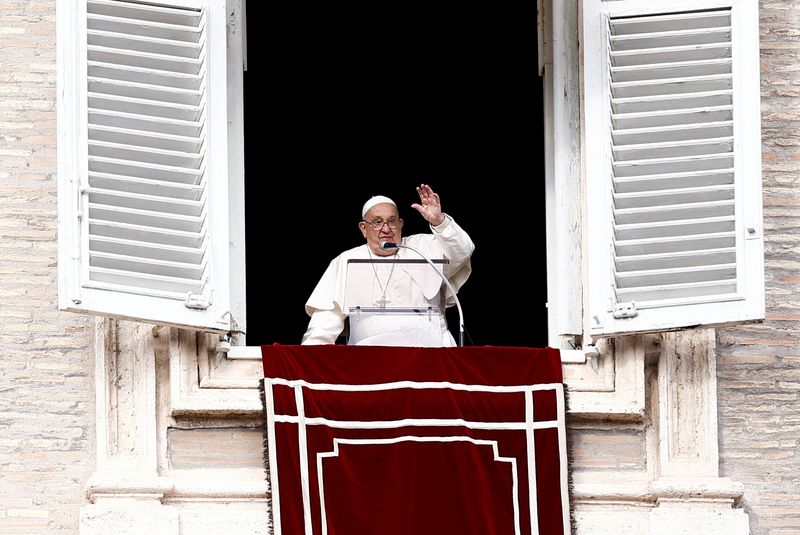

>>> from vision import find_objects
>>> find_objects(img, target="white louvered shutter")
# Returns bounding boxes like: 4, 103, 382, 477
58, 0, 243, 332
583, 0, 764, 337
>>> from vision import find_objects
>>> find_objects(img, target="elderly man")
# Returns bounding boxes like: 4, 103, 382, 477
301, 184, 475, 346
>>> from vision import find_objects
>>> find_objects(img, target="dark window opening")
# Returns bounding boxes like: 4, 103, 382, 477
244, 0, 547, 347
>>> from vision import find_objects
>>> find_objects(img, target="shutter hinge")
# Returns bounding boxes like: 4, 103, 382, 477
185, 292, 211, 310
612, 301, 638, 319
221, 310, 240, 334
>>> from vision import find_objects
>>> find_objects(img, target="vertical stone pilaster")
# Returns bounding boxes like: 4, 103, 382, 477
648, 330, 747, 535
80, 318, 177, 535
658, 329, 718, 478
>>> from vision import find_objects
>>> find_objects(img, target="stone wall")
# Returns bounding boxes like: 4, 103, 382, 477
715, 2, 800, 533
0, 2, 95, 533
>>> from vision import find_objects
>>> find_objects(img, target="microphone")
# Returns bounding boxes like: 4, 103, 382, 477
378, 241, 466, 347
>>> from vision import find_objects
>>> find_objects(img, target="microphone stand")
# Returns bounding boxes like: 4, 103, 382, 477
380, 241, 465, 347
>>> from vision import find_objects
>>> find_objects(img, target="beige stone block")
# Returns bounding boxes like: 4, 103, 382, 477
80, 503, 179, 535
764, 518, 800, 529
6, 509, 48, 518
718, 355, 778, 365
19, 452, 47, 462
731, 337, 797, 346
761, 451, 796, 460
746, 393, 799, 402
0, 464, 26, 472
176, 504, 269, 535
20, 135, 53, 144
721, 450, 762, 459
0, 520, 51, 534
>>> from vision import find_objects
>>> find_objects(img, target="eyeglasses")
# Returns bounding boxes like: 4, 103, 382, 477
363, 217, 402, 230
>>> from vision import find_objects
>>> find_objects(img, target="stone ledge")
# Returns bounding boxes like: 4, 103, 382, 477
87, 469, 269, 503
573, 477, 745, 507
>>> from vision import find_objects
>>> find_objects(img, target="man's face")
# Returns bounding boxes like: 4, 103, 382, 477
360, 203, 403, 255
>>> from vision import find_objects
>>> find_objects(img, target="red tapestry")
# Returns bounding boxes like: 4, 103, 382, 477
261, 345, 570, 535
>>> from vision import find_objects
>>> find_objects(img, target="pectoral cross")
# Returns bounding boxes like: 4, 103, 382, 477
374, 296, 390, 308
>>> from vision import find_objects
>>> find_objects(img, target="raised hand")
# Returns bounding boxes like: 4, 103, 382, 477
411, 183, 445, 226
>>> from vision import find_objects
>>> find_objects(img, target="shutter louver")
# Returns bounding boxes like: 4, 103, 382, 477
607, 10, 738, 308
85, 0, 208, 300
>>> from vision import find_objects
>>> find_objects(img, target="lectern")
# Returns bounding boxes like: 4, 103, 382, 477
344, 258, 450, 346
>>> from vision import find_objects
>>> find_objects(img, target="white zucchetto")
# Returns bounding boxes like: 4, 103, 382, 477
361, 195, 397, 218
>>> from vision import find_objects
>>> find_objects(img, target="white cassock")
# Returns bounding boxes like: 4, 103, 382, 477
301, 214, 475, 346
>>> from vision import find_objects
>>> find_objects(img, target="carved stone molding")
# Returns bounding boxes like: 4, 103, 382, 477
168, 330, 261, 416
88, 317, 161, 491
570, 329, 749, 534
648, 329, 748, 533
81, 319, 269, 535
657, 330, 720, 478
564, 335, 646, 419
81, 318, 179, 534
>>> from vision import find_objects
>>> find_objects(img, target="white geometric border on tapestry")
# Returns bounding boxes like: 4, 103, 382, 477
263, 378, 570, 535
317, 436, 520, 535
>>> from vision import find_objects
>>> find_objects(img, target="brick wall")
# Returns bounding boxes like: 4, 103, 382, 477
168, 428, 263, 470
0, 1, 95, 533
716, 1, 800, 533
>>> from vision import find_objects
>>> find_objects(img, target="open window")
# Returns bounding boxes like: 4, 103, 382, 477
57, 0, 764, 350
